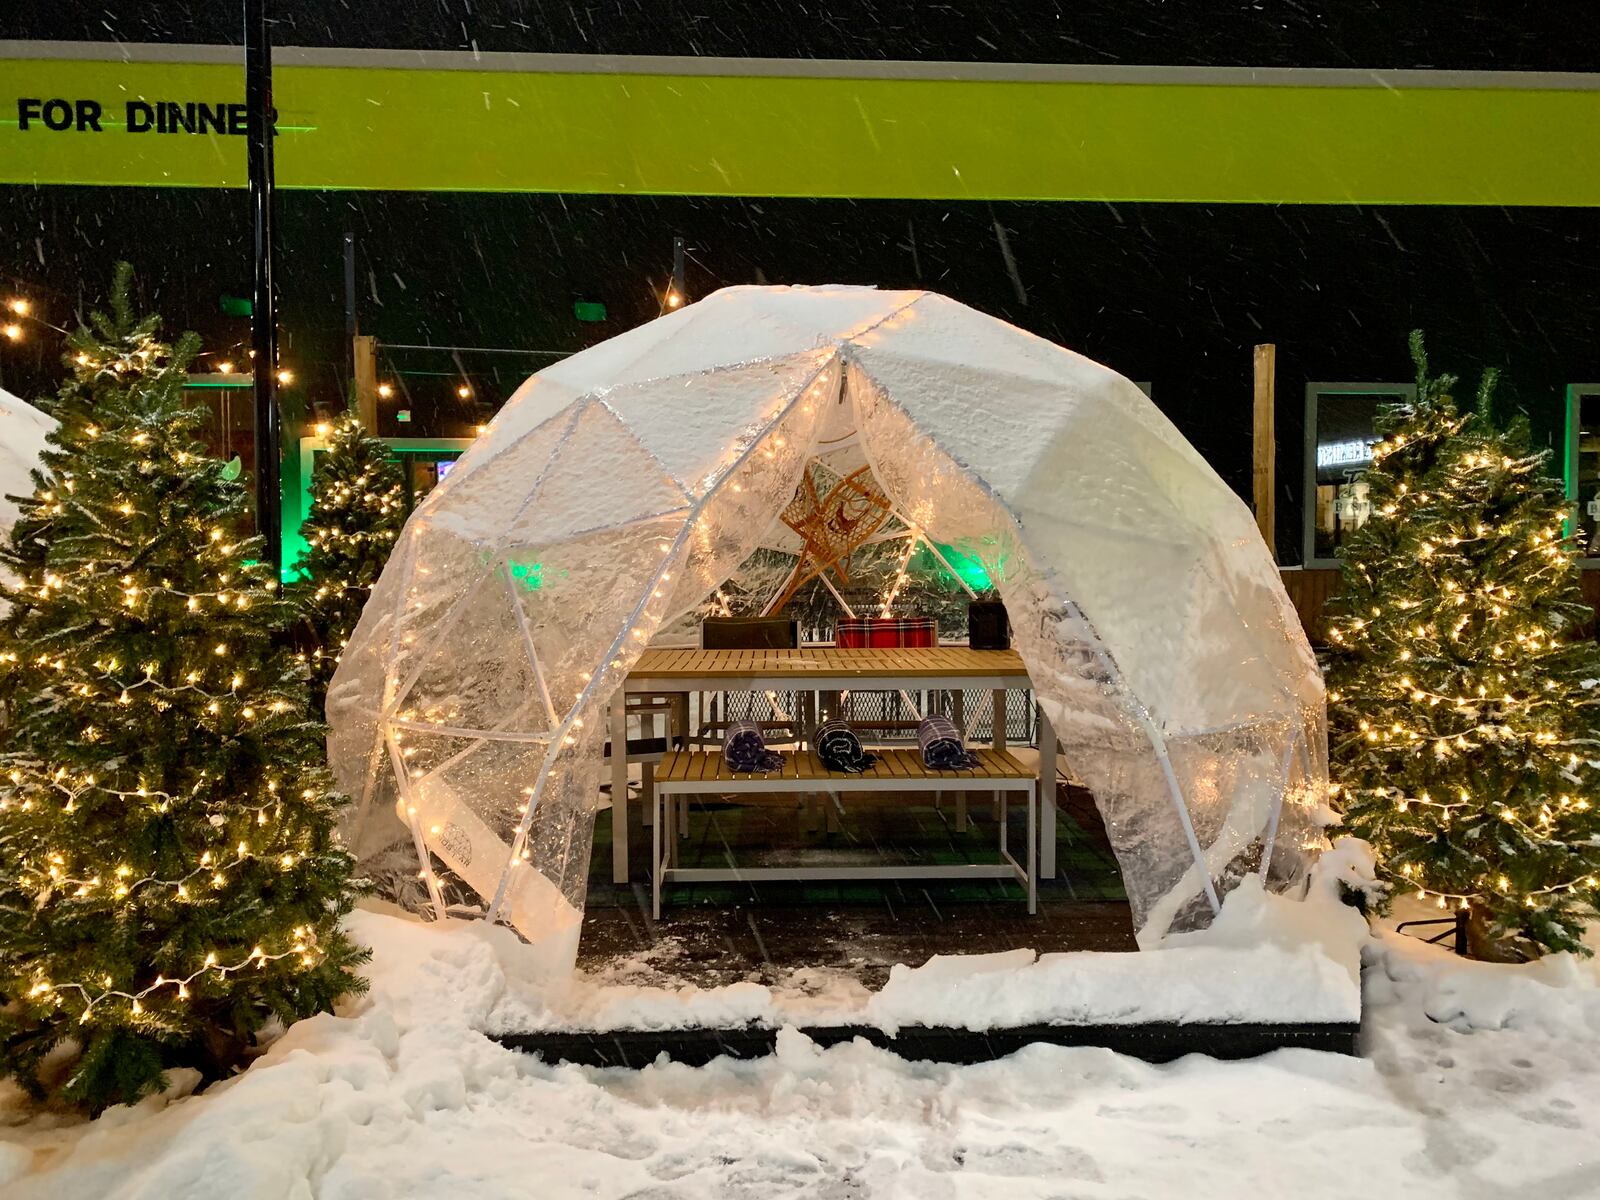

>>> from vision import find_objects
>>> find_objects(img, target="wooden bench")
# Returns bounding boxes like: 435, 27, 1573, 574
650, 748, 1037, 918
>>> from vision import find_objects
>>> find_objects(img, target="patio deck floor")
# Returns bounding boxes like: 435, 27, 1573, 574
579, 779, 1135, 990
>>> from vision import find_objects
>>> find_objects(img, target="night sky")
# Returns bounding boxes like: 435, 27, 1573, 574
3, 3, 1597, 562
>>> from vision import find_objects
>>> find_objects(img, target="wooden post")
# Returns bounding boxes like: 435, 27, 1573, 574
1252, 343, 1277, 560
353, 334, 379, 429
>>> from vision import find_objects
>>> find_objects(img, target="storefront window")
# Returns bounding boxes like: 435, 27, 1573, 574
1303, 383, 1414, 566
184, 372, 256, 468
1567, 385, 1600, 560
399, 452, 458, 508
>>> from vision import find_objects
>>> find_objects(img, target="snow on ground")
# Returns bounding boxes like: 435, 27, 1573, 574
511, 875, 1366, 1035
2, 901, 1597, 1200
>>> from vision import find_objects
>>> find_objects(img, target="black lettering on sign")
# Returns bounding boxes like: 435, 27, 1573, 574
41, 99, 73, 130
13, 97, 256, 136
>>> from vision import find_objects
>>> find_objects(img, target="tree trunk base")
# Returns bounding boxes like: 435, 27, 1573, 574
1464, 902, 1528, 963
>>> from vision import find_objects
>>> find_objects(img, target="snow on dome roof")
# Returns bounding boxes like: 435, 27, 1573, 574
328, 285, 1326, 977
0, 385, 55, 547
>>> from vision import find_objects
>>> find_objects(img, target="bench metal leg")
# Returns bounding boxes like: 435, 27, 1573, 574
641, 760, 655, 829
666, 781, 677, 866
610, 689, 629, 885
992, 689, 1007, 821
640, 710, 656, 828
1028, 780, 1038, 914
652, 783, 663, 920
955, 791, 968, 833
1038, 703, 1057, 881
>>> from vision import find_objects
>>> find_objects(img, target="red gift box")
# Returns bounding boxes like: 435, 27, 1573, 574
835, 616, 936, 648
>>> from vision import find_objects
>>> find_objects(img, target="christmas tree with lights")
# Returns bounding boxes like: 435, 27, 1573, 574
1327, 333, 1600, 958
0, 265, 368, 1111
295, 411, 405, 712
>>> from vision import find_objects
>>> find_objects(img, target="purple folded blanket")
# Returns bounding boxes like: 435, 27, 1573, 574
723, 720, 784, 773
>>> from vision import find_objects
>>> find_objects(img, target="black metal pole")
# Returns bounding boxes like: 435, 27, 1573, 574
343, 232, 357, 339
245, 0, 282, 577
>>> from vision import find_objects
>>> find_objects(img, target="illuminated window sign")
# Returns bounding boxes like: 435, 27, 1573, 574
1315, 437, 1380, 469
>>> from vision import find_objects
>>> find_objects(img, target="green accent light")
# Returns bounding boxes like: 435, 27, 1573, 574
507, 560, 544, 591
917, 542, 992, 591
220, 294, 253, 317
573, 300, 607, 322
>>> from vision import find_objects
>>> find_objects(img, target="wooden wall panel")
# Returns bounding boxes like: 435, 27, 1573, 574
1279, 569, 1341, 645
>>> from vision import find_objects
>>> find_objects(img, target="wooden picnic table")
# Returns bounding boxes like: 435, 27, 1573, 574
608, 645, 1058, 885
650, 746, 1038, 918
624, 645, 1028, 691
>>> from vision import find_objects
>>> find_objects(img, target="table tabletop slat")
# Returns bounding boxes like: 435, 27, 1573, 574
630, 645, 1026, 681
654, 747, 1032, 783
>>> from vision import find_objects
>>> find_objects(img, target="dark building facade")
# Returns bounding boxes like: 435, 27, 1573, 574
2, 3, 1597, 588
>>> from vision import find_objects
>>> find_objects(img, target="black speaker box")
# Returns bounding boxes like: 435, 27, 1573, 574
967, 600, 1009, 650
700, 616, 800, 650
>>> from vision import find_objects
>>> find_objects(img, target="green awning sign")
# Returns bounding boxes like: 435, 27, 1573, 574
4, 43, 1600, 206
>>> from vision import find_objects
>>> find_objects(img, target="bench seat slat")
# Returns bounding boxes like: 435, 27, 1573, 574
655, 747, 1032, 785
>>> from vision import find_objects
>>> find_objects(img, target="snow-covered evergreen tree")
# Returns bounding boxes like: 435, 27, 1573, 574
0, 266, 368, 1111
295, 411, 405, 712
1328, 333, 1600, 958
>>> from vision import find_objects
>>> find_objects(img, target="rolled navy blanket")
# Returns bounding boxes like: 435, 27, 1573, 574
723, 719, 785, 774
917, 713, 980, 770
814, 718, 878, 774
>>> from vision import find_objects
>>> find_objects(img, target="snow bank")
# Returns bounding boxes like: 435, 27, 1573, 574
868, 877, 1365, 1031
513, 878, 1367, 1035
4, 902, 1598, 1199
1367, 928, 1600, 1034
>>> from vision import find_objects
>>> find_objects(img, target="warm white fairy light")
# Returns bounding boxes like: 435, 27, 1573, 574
879, 531, 919, 617
0, 301, 365, 1108
1328, 378, 1600, 947
29, 928, 326, 1025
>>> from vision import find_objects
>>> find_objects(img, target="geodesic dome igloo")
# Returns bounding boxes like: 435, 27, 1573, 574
327, 285, 1328, 977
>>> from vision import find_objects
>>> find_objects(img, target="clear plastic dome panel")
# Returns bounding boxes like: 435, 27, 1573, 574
500, 400, 693, 548
328, 286, 1329, 967
595, 349, 835, 497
